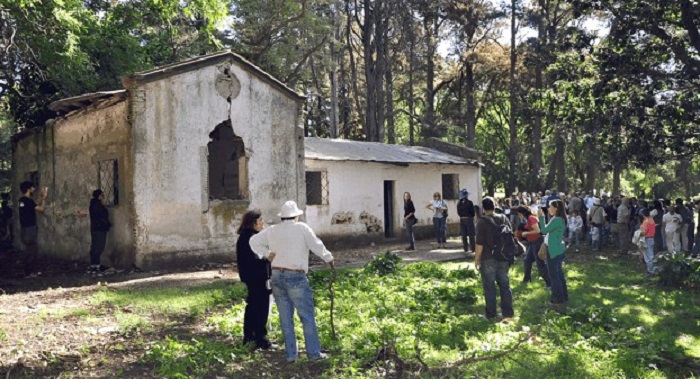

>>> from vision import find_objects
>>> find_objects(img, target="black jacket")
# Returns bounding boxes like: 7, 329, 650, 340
404, 200, 416, 220
89, 198, 111, 232
236, 228, 271, 284
457, 198, 475, 218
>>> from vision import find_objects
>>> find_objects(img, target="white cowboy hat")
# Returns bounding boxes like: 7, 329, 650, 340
278, 200, 304, 218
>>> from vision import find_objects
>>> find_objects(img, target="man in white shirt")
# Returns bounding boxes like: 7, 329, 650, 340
250, 200, 334, 362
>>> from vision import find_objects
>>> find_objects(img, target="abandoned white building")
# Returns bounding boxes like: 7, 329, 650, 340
303, 137, 483, 245
11, 50, 485, 269
11, 51, 307, 269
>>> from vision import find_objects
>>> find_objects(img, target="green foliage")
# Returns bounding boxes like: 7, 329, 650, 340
363, 251, 402, 276
654, 251, 700, 287
143, 337, 247, 378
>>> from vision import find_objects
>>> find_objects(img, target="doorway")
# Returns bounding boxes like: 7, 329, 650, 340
383, 181, 395, 238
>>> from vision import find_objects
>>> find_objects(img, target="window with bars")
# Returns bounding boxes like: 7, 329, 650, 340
306, 171, 329, 205
28, 171, 39, 187
442, 174, 459, 200
98, 159, 119, 206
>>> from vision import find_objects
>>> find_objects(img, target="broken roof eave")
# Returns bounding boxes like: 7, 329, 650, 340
122, 51, 307, 103
304, 157, 483, 167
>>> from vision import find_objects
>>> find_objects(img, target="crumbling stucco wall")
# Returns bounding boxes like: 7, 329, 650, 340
304, 160, 481, 240
127, 62, 304, 269
11, 101, 135, 266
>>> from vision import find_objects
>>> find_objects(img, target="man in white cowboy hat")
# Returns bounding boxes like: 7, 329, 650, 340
249, 200, 334, 363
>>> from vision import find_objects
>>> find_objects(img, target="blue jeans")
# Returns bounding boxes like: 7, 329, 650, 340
547, 254, 568, 304
433, 217, 446, 243
523, 238, 550, 286
480, 259, 514, 318
644, 237, 656, 274
270, 270, 323, 361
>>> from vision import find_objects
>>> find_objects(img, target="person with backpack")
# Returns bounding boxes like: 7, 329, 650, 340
474, 197, 514, 319
538, 199, 569, 306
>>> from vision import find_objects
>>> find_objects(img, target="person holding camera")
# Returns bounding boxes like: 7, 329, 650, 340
18, 181, 48, 278
427, 192, 448, 248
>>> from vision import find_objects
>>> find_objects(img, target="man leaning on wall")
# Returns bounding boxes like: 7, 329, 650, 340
18, 181, 48, 278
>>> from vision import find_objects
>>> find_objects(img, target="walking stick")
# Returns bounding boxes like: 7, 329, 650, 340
328, 261, 337, 341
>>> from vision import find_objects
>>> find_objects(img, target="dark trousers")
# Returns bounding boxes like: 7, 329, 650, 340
90, 230, 108, 266
21, 226, 38, 275
460, 218, 475, 252
547, 253, 568, 304
405, 218, 416, 249
243, 279, 271, 344
523, 238, 550, 285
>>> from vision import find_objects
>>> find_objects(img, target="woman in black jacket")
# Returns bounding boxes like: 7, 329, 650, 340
404, 192, 417, 250
236, 210, 273, 350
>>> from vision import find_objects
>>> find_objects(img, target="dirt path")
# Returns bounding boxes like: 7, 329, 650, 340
0, 239, 470, 377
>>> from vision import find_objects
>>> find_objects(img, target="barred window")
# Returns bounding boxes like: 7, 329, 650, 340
442, 174, 459, 200
98, 159, 119, 206
28, 171, 39, 187
306, 171, 329, 205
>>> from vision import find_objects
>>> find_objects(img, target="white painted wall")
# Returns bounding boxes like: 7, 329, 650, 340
129, 62, 304, 267
304, 159, 481, 238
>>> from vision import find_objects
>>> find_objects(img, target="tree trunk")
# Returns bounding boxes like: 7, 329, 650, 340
508, 0, 518, 196
465, 62, 477, 148
422, 12, 438, 139
329, 8, 339, 138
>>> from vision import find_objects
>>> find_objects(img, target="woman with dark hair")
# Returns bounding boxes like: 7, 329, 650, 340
236, 209, 273, 350
519, 205, 551, 287
538, 200, 568, 305
403, 192, 417, 250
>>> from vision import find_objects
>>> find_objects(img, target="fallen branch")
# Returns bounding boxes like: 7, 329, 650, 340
429, 324, 543, 375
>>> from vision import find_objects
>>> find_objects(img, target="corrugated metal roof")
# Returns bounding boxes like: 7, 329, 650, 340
304, 137, 480, 166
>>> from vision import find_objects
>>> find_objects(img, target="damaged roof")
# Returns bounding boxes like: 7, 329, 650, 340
48, 90, 127, 113
304, 137, 481, 166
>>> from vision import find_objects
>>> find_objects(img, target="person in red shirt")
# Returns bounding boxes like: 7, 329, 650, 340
517, 206, 551, 287
640, 209, 656, 276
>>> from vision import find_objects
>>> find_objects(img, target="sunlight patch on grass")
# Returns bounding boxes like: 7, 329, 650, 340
89, 282, 247, 316
676, 334, 700, 358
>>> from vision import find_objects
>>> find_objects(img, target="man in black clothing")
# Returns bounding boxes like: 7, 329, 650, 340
18, 181, 48, 278
86, 189, 114, 276
457, 189, 476, 253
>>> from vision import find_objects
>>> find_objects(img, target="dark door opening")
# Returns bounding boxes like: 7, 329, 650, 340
384, 181, 395, 238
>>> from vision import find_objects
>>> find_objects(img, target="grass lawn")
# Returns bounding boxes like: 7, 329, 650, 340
3, 249, 699, 378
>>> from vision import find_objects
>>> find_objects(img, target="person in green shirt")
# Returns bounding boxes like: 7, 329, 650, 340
538, 199, 569, 305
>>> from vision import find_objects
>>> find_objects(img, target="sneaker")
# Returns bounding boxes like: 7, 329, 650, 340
24, 272, 38, 279
309, 353, 328, 361
255, 339, 274, 350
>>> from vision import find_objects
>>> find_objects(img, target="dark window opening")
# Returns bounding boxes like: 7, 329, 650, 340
98, 159, 119, 206
306, 171, 328, 205
442, 174, 459, 200
28, 171, 39, 188
208, 121, 247, 200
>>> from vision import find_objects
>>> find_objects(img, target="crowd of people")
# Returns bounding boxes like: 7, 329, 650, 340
401, 188, 699, 319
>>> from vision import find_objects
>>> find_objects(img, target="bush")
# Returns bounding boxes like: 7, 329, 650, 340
654, 251, 700, 287
364, 251, 402, 276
